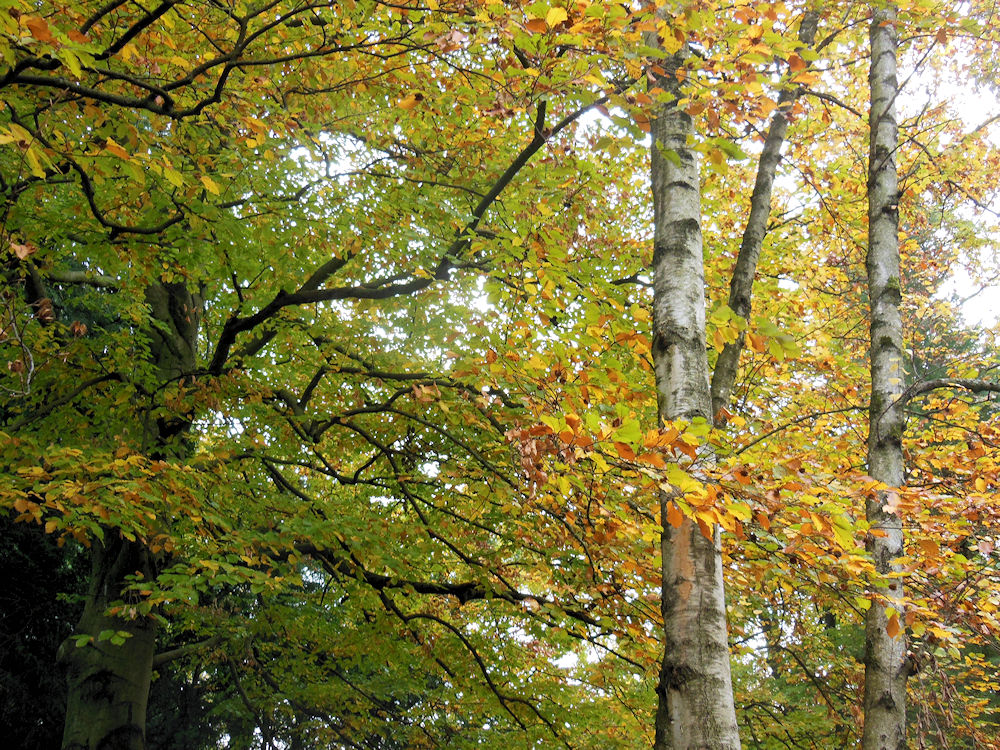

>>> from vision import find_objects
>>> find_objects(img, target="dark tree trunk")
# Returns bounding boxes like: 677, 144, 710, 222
59, 282, 201, 750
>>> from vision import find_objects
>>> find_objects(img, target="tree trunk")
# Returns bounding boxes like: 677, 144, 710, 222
710, 11, 819, 421
59, 539, 158, 750
59, 281, 202, 750
650, 51, 741, 750
862, 5, 908, 750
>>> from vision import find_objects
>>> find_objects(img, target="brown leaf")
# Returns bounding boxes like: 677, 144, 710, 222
35, 298, 55, 323
524, 18, 548, 33
10, 241, 35, 259
25, 16, 53, 42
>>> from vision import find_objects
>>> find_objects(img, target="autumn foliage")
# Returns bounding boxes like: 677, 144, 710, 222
1, 1, 999, 748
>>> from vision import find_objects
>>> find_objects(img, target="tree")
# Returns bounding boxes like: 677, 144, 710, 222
3, 1, 1000, 748
862, 5, 908, 747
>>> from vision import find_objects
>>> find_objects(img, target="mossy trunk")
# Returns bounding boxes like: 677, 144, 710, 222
59, 282, 201, 750
59, 539, 158, 750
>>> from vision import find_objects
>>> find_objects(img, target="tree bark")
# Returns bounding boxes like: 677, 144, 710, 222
649, 51, 741, 750
709, 11, 819, 421
59, 281, 202, 750
862, 6, 908, 750
59, 539, 158, 750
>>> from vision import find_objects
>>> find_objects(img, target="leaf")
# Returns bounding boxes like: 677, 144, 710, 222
25, 147, 46, 178
163, 166, 184, 188
524, 18, 548, 33
886, 613, 901, 639
697, 518, 712, 540
616, 418, 642, 444
104, 138, 130, 160
666, 501, 683, 528
25, 16, 53, 42
397, 92, 424, 110
613, 442, 635, 460
200, 175, 221, 195
545, 6, 568, 27
10, 241, 36, 259
787, 53, 806, 73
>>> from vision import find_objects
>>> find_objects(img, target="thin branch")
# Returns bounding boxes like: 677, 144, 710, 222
152, 635, 224, 667
901, 378, 1000, 404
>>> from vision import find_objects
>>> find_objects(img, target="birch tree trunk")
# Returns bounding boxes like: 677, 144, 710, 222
862, 5, 908, 749
650, 51, 741, 750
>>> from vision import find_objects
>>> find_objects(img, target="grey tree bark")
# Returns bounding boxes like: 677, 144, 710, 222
649, 50, 741, 750
862, 5, 908, 749
59, 282, 201, 750
710, 11, 819, 421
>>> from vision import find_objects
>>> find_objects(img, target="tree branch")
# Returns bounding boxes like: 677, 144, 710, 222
901, 378, 1000, 404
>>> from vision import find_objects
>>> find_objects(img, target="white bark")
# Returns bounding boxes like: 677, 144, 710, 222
862, 5, 908, 749
650, 51, 740, 750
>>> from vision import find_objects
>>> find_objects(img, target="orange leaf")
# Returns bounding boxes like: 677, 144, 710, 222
614, 442, 635, 460
637, 452, 666, 468
917, 538, 937, 556
787, 53, 806, 73
666, 501, 683, 528
524, 18, 548, 33
104, 137, 130, 160
697, 518, 712, 540
886, 613, 901, 639
748, 332, 767, 352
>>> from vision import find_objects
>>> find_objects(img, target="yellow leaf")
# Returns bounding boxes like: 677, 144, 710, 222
398, 93, 423, 110
200, 175, 220, 195
25, 147, 46, 178
545, 6, 568, 26
45, 519, 58, 534
162, 166, 184, 188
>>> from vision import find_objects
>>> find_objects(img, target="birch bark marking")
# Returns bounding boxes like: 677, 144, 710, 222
710, 11, 819, 420
649, 51, 740, 750
862, 5, 908, 750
